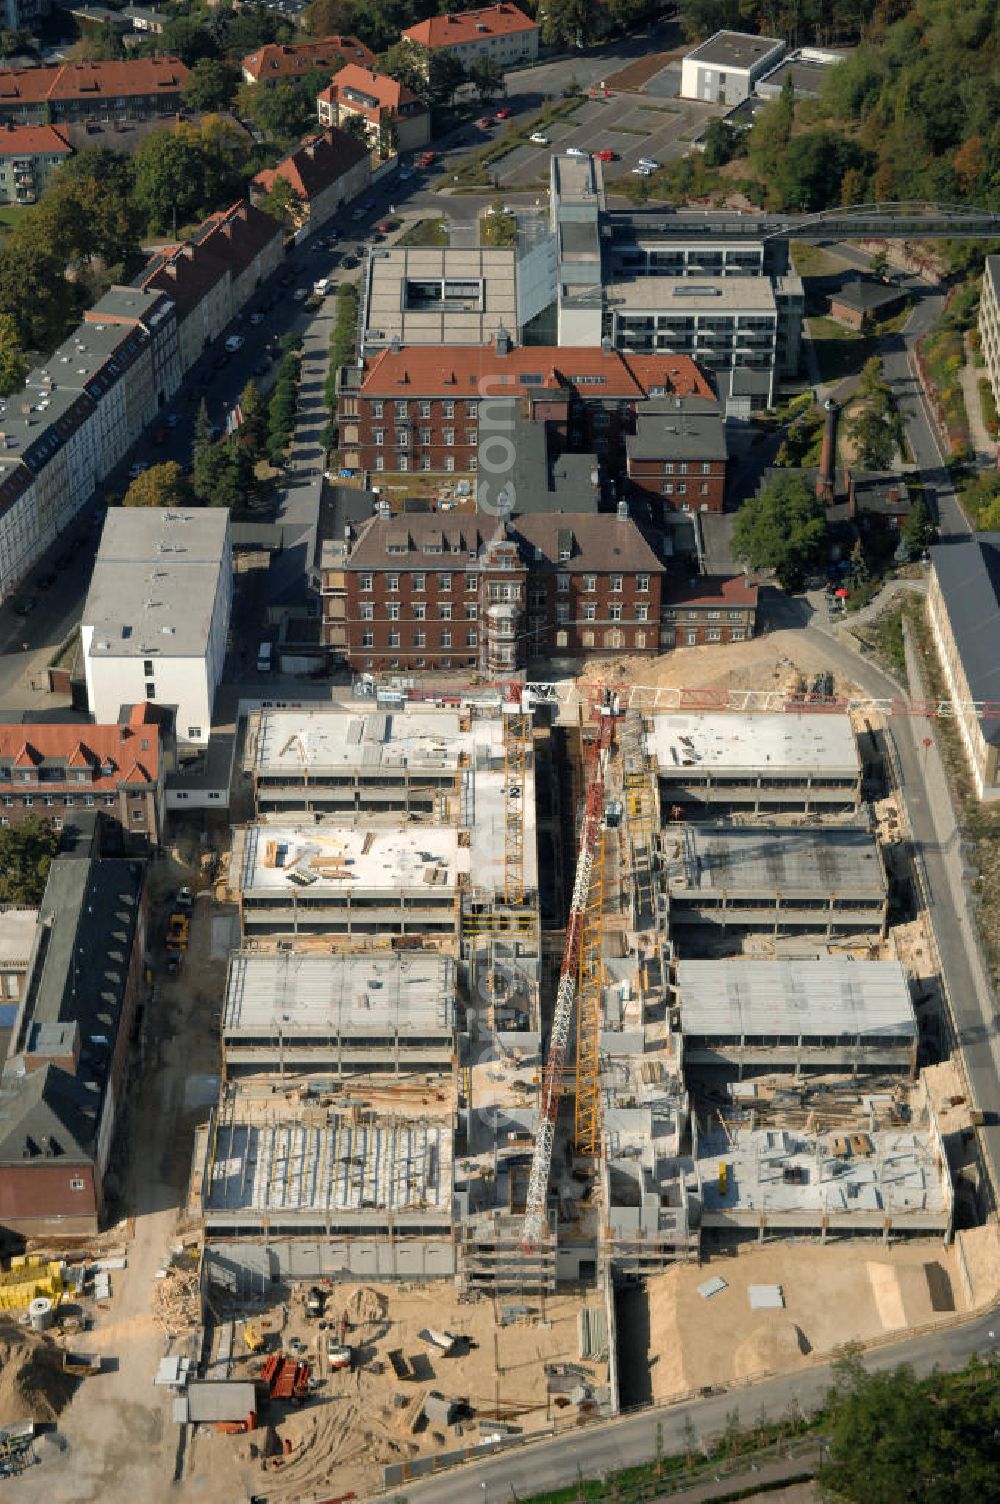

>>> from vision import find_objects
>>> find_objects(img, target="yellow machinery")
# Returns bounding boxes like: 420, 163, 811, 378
243, 1321, 263, 1352
573, 818, 607, 1156
0, 1258, 63, 1312
620, 708, 657, 927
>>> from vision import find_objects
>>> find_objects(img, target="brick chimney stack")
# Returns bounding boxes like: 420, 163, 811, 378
845, 467, 856, 518
816, 398, 838, 506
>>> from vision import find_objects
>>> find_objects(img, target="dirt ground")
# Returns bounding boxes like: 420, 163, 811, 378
644, 1232, 1000, 1405
13, 847, 229, 1504
576, 629, 864, 701
183, 1282, 603, 1502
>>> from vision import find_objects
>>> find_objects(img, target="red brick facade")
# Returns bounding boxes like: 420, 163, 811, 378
627, 455, 727, 513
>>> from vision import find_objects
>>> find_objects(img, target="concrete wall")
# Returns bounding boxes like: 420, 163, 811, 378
205, 1235, 456, 1292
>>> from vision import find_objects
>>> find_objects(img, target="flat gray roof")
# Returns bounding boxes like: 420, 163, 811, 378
628, 407, 726, 462
248, 704, 500, 777
678, 959, 916, 1040
222, 949, 457, 1039
684, 29, 783, 72
607, 274, 777, 312
663, 825, 885, 896
364, 245, 517, 348
84, 509, 229, 660
650, 712, 860, 775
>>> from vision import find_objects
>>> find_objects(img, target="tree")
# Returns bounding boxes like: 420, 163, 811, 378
868, 247, 890, 280
731, 472, 828, 591
771, 129, 871, 212
123, 462, 190, 509
194, 398, 213, 457
236, 379, 267, 460
340, 113, 371, 146
304, 0, 357, 35
0, 238, 72, 352
818, 1352, 1000, 1503
847, 408, 899, 468
37, 147, 141, 268
158, 14, 220, 66
182, 58, 240, 113
380, 43, 429, 101
0, 312, 27, 396
236, 79, 314, 139
133, 128, 209, 233
468, 55, 504, 103
259, 175, 303, 226
540, 0, 600, 47
702, 118, 741, 168
378, 117, 398, 161
191, 438, 253, 509
427, 52, 466, 109
747, 79, 795, 182
0, 817, 60, 905
899, 494, 936, 553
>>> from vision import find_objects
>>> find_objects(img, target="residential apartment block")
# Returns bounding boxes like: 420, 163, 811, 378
402, 4, 539, 72
978, 255, 1000, 418
0, 286, 181, 601
0, 704, 164, 845
927, 532, 1000, 800
136, 200, 283, 374
317, 65, 431, 153
241, 35, 376, 86
0, 124, 72, 205
337, 338, 716, 482
0, 849, 146, 1239
252, 127, 370, 231
82, 509, 232, 747
0, 58, 190, 126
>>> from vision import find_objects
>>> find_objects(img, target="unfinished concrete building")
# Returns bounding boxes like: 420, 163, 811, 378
221, 950, 458, 1078
694, 1077, 953, 1242
455, 1102, 557, 1292
661, 824, 888, 941
677, 960, 917, 1078
650, 712, 862, 815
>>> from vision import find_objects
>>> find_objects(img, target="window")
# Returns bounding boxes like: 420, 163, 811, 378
584, 603, 596, 621
700, 483, 709, 497
557, 573, 570, 593
445, 455, 455, 472
443, 429, 455, 446
610, 575, 623, 592
389, 631, 400, 648
375, 455, 385, 471
388, 603, 400, 620
372, 401, 383, 418
412, 572, 425, 592
395, 401, 407, 419
443, 401, 454, 418
414, 629, 426, 647
420, 401, 431, 418
43, 795, 54, 807
707, 628, 721, 641
465, 603, 477, 620
70, 1176, 85, 1192
374, 429, 384, 446
438, 573, 452, 591
413, 602, 426, 620
556, 630, 568, 648
635, 631, 647, 650
610, 604, 622, 622
84, 795, 95, 807
556, 602, 569, 623
420, 428, 431, 445
362, 630, 374, 648
467, 430, 478, 445
636, 604, 648, 622
63, 796, 74, 808
143, 659, 153, 676
441, 629, 452, 647
677, 483, 686, 496
104, 795, 116, 808
679, 462, 688, 475
361, 603, 374, 620
145, 681, 155, 698
731, 629, 745, 641
421, 454, 431, 470
663, 608, 676, 619
702, 462, 712, 475
399, 455, 409, 471
360, 574, 373, 591
582, 630, 595, 648
728, 610, 744, 620
637, 574, 650, 592
387, 573, 399, 592
465, 573, 477, 592
466, 631, 477, 648
662, 483, 673, 496
439, 603, 452, 620
663, 462, 674, 475
707, 609, 721, 619
583, 575, 596, 592
21, 796, 32, 808
686, 629, 697, 645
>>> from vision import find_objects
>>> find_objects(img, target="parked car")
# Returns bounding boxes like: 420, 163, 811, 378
293, 286, 309, 300
399, 166, 413, 180
249, 311, 264, 326
376, 220, 394, 234
632, 165, 654, 176
313, 277, 330, 295
597, 148, 616, 161
128, 460, 149, 479
477, 116, 494, 128
165, 412, 179, 428
361, 196, 376, 210
638, 155, 661, 170
12, 596, 37, 616
565, 145, 588, 157
224, 334, 245, 353
342, 254, 360, 269
495, 106, 512, 120
529, 131, 550, 145
351, 207, 365, 220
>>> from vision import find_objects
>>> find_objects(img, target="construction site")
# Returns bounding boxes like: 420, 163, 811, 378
117, 679, 976, 1500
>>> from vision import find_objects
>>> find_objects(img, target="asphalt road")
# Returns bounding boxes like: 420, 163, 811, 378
399, 1305, 1000, 1502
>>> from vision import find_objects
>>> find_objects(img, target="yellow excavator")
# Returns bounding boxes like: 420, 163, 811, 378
243, 1321, 263, 1353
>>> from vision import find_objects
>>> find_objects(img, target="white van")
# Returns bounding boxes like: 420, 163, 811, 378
256, 642, 273, 673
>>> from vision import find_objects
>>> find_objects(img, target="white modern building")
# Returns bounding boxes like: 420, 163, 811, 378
82, 508, 232, 747
680, 30, 785, 105
0, 286, 181, 601
979, 255, 1000, 417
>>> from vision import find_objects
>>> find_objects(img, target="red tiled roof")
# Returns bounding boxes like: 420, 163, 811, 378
0, 58, 190, 105
662, 574, 758, 608
242, 36, 376, 82
321, 64, 421, 117
358, 344, 713, 400
403, 4, 538, 49
0, 705, 161, 792
137, 201, 281, 318
0, 123, 72, 156
253, 128, 369, 204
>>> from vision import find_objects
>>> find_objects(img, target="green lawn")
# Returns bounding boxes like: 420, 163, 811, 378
790, 241, 846, 278
807, 316, 869, 383
397, 217, 448, 248
0, 203, 26, 232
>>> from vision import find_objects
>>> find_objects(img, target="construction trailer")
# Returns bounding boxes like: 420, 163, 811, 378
660, 823, 888, 941
221, 949, 459, 1079
650, 712, 862, 815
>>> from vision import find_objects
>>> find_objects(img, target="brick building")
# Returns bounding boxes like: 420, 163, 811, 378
241, 35, 376, 86
0, 58, 190, 126
0, 850, 146, 1238
0, 704, 164, 846
322, 508, 667, 673
317, 64, 431, 153
337, 340, 716, 483
660, 574, 757, 648
626, 397, 728, 513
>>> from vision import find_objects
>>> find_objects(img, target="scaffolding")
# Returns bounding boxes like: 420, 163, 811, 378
503, 700, 531, 906
574, 823, 606, 1156
621, 708, 657, 927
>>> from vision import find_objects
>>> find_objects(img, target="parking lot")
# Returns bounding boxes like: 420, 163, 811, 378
481, 88, 724, 192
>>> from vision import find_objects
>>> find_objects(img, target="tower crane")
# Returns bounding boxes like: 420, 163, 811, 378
521, 698, 618, 1251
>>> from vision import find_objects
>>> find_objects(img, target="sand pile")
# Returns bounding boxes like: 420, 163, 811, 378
347, 1286, 387, 1323
734, 1319, 810, 1376
0, 1321, 77, 1426
867, 1261, 949, 1330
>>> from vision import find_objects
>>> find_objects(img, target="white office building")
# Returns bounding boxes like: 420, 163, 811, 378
680, 30, 784, 105
82, 508, 232, 747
